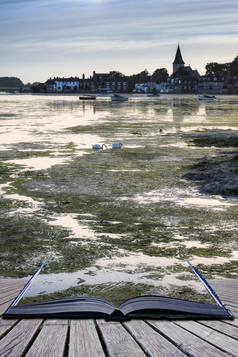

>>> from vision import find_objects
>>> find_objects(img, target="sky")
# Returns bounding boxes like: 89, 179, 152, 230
1, 0, 238, 84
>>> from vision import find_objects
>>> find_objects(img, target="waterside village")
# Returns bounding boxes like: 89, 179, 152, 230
1, 45, 238, 95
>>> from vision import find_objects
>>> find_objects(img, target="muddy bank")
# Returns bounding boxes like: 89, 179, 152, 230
1, 95, 238, 295
184, 152, 238, 197
184, 130, 238, 197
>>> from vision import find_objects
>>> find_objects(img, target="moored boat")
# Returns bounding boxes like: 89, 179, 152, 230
111, 94, 128, 102
147, 94, 160, 97
198, 94, 216, 101
79, 95, 96, 100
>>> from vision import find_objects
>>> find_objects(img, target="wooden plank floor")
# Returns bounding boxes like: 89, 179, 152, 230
0, 278, 237, 356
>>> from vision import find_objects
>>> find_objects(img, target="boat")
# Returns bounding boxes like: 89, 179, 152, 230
198, 94, 216, 101
111, 94, 128, 102
147, 94, 160, 97
79, 95, 96, 100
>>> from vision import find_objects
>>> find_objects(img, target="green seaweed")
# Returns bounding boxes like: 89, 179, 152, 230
0, 97, 238, 300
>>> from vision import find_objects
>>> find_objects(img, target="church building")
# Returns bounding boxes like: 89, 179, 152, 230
159, 44, 200, 93
173, 44, 185, 74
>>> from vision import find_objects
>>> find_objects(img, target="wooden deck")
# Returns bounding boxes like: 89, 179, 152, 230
0, 278, 238, 356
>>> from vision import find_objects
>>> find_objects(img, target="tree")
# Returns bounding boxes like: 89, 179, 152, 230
173, 66, 191, 77
152, 68, 168, 83
128, 70, 151, 89
230, 56, 238, 75
0, 76, 24, 89
108, 71, 125, 79
134, 69, 151, 82
205, 62, 230, 76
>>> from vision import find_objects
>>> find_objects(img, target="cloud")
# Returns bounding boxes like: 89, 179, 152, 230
1, 0, 238, 82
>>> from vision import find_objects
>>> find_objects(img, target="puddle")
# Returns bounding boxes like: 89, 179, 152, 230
0, 183, 43, 212
47, 214, 97, 240
7, 157, 70, 170
24, 252, 216, 297
23, 254, 184, 296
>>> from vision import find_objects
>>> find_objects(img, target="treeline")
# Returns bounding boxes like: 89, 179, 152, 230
0, 77, 24, 89
104, 68, 169, 84
206, 56, 238, 76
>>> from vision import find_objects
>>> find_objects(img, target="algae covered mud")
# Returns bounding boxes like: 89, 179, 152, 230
0, 93, 238, 304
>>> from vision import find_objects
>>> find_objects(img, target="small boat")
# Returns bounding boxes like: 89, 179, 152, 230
111, 94, 128, 102
198, 94, 216, 101
147, 94, 160, 97
79, 95, 96, 100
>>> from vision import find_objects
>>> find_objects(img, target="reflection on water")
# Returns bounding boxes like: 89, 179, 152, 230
1, 94, 238, 298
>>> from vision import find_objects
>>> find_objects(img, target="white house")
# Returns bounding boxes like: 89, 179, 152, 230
54, 77, 80, 92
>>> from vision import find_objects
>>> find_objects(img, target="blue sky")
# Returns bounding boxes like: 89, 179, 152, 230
1, 0, 238, 83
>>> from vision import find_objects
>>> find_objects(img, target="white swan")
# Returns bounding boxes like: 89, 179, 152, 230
92, 144, 107, 150
112, 142, 123, 149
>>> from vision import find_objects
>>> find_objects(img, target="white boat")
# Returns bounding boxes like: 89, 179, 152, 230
111, 94, 128, 102
198, 94, 216, 101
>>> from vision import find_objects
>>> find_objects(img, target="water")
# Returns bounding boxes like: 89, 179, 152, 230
0, 93, 238, 299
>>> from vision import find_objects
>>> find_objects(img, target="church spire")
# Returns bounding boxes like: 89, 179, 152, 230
173, 44, 185, 74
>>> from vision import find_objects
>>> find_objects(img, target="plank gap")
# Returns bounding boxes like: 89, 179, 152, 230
197, 320, 238, 341
63, 319, 70, 357
20, 320, 45, 357
121, 321, 152, 357
174, 320, 237, 355
94, 319, 113, 357
0, 318, 20, 340
145, 320, 191, 357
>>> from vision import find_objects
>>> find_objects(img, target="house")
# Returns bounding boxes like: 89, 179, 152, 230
104, 79, 129, 93
198, 75, 225, 94
54, 77, 80, 92
45, 78, 56, 92
134, 82, 156, 93
45, 76, 95, 93
227, 75, 238, 93
92, 71, 129, 92
158, 78, 170, 93
168, 73, 199, 93
45, 77, 81, 93
198, 73, 238, 94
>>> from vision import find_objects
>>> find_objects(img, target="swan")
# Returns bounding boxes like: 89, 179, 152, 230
112, 142, 123, 149
92, 144, 107, 150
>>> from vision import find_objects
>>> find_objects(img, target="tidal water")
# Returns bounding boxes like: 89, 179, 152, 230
0, 93, 238, 298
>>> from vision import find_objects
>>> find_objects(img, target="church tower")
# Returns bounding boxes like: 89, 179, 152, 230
173, 44, 185, 74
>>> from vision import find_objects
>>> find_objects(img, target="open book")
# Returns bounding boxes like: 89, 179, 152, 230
3, 260, 233, 319
3, 294, 233, 319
